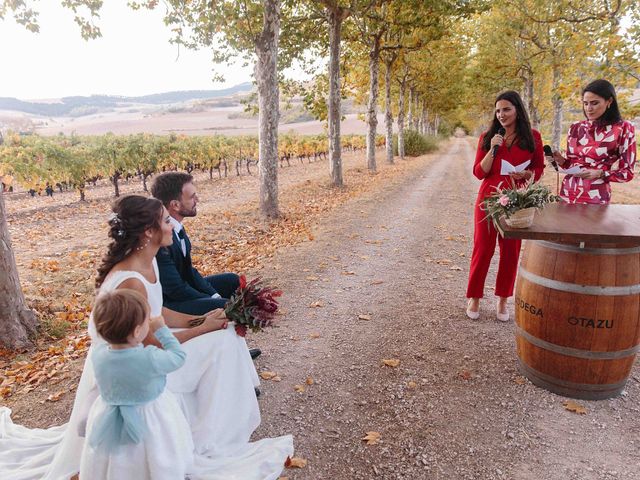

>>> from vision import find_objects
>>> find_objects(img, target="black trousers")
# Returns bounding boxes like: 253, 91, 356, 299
165, 273, 240, 315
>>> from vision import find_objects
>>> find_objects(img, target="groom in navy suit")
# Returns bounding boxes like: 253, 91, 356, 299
151, 172, 261, 361
151, 172, 239, 315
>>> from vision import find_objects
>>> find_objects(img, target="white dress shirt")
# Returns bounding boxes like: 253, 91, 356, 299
168, 216, 187, 257
169, 216, 221, 299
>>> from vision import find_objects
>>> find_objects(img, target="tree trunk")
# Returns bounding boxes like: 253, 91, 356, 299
0, 193, 36, 349
421, 103, 428, 135
255, 0, 281, 218
551, 64, 563, 151
407, 86, 415, 131
524, 72, 540, 130
366, 35, 381, 172
383, 53, 397, 164
112, 173, 120, 198
327, 6, 349, 187
397, 69, 407, 160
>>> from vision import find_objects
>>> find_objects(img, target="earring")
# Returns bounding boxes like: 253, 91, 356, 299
136, 239, 150, 251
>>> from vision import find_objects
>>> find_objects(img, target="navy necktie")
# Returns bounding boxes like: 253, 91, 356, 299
177, 228, 186, 240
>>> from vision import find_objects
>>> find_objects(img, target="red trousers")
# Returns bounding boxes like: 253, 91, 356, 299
466, 202, 521, 298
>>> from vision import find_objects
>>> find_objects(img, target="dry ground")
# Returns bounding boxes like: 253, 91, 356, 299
14, 106, 382, 137
2, 138, 640, 479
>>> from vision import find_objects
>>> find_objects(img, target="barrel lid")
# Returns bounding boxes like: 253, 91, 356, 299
498, 203, 640, 244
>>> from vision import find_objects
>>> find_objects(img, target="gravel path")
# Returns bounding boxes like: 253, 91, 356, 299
252, 137, 640, 479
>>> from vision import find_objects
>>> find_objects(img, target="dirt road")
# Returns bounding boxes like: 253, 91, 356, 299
253, 137, 640, 479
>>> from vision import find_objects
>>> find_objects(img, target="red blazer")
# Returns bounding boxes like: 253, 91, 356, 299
473, 129, 545, 201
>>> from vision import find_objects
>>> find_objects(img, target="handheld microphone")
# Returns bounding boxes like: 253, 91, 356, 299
492, 127, 506, 158
543, 144, 558, 171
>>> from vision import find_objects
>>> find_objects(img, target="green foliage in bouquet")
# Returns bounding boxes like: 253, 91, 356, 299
482, 181, 561, 229
224, 275, 282, 335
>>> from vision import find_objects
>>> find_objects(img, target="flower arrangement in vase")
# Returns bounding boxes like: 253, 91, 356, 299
483, 180, 561, 229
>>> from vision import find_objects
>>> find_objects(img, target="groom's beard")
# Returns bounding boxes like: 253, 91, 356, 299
179, 206, 197, 218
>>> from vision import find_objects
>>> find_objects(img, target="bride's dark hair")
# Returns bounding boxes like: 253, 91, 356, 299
96, 195, 163, 288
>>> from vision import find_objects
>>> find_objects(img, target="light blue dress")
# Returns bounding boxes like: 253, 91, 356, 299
88, 326, 186, 450
80, 327, 194, 480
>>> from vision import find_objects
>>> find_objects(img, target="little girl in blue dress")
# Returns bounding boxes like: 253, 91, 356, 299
80, 289, 194, 480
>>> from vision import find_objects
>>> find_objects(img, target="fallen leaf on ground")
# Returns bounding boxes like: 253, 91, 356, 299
358, 314, 372, 321
294, 384, 305, 393
458, 370, 472, 381
259, 371, 278, 380
370, 280, 384, 285
305, 377, 314, 385
450, 265, 463, 271
342, 271, 356, 275
305, 276, 319, 281
514, 376, 527, 385
46, 391, 65, 402
285, 456, 308, 468
407, 381, 417, 389
272, 376, 282, 382
308, 301, 323, 308
309, 332, 321, 339
563, 400, 587, 415
362, 431, 381, 445
382, 359, 400, 368
436, 259, 452, 265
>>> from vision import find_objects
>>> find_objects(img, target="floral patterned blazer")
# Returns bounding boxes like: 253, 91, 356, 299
561, 120, 636, 204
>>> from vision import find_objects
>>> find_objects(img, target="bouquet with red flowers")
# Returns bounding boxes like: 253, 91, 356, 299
224, 275, 282, 337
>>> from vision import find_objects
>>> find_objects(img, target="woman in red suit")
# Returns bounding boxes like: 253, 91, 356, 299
466, 90, 544, 321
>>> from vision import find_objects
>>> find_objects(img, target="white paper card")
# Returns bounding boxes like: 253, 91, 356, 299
500, 159, 531, 175
559, 165, 583, 175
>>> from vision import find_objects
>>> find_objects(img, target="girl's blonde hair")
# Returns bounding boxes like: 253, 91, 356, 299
93, 289, 149, 344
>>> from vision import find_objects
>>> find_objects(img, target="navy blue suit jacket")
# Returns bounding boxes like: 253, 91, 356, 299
156, 230, 216, 303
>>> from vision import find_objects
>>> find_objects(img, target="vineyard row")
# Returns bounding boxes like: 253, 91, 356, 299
0, 132, 386, 200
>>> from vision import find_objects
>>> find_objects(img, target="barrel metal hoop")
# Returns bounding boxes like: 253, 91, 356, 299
518, 267, 640, 296
515, 325, 640, 359
518, 359, 628, 393
535, 240, 640, 255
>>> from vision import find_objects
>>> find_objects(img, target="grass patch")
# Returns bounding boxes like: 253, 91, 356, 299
40, 317, 72, 340
393, 130, 439, 157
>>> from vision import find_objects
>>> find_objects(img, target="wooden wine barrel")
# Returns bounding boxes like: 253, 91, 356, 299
515, 239, 640, 400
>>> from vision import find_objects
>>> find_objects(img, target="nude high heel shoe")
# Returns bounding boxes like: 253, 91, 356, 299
496, 300, 509, 322
466, 299, 480, 320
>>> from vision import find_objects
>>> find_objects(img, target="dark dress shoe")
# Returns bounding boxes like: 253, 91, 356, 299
249, 348, 262, 360
254, 387, 261, 398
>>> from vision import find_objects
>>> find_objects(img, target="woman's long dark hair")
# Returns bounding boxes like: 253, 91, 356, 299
583, 79, 623, 125
96, 195, 163, 288
482, 90, 535, 153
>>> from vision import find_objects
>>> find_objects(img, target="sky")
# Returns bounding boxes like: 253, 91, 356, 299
0, 2, 254, 100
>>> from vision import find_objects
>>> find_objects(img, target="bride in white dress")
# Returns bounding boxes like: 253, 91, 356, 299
0, 195, 293, 479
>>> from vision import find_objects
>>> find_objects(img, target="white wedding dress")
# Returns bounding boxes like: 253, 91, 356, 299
0, 259, 293, 480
